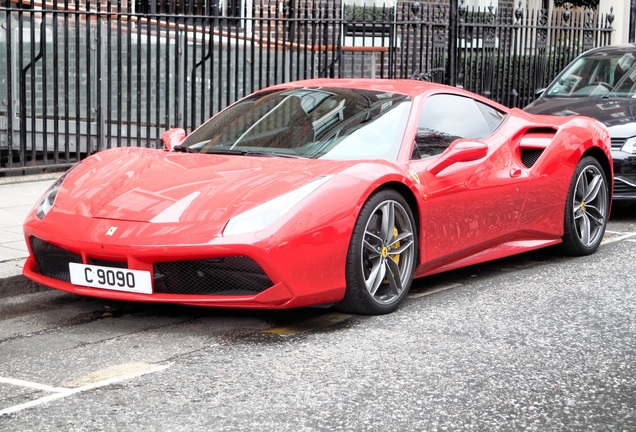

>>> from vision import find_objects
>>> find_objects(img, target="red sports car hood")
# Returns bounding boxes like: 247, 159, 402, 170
58, 148, 349, 224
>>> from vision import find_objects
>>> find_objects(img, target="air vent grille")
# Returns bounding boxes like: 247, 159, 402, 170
521, 149, 544, 168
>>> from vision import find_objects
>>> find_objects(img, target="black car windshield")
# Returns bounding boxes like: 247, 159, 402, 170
545, 51, 636, 98
179, 87, 411, 160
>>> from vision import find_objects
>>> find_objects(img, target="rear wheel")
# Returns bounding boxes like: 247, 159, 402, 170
561, 156, 609, 256
335, 189, 417, 315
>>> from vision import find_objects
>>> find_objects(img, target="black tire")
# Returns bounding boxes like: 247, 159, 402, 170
335, 189, 417, 315
560, 156, 609, 256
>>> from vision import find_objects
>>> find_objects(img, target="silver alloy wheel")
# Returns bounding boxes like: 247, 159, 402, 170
572, 164, 608, 247
360, 199, 416, 305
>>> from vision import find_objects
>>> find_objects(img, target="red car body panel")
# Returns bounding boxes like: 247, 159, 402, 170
23, 79, 613, 309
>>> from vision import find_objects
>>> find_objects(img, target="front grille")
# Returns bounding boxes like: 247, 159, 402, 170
29, 237, 273, 297
154, 256, 273, 295
614, 178, 636, 196
30, 237, 82, 282
611, 138, 624, 150
521, 149, 543, 168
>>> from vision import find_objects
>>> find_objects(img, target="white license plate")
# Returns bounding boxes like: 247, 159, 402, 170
69, 263, 152, 294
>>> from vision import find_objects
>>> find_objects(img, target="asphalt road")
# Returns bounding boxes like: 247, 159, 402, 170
0, 207, 635, 431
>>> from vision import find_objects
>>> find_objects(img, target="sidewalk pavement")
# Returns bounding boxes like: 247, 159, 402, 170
0, 174, 60, 297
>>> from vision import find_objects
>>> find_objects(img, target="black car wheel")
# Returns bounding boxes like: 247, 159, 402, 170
561, 156, 609, 256
336, 189, 417, 315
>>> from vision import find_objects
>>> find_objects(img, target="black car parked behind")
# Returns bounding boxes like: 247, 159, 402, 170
525, 44, 636, 201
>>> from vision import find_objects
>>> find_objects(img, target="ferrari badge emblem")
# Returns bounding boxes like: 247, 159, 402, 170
106, 226, 118, 236
409, 169, 420, 185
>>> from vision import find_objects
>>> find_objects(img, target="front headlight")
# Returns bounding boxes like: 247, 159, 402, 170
35, 171, 70, 219
223, 176, 332, 236
621, 137, 636, 154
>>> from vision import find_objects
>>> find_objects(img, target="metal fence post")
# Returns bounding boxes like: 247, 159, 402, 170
3, 8, 14, 169
448, 0, 458, 86
97, 16, 107, 152
176, 31, 187, 129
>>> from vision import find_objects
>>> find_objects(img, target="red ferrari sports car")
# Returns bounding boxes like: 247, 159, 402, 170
23, 79, 612, 315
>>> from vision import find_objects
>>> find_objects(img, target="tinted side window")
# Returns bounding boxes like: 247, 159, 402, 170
412, 94, 505, 159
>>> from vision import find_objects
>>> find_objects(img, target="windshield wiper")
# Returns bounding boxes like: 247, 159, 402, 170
202, 149, 246, 155
242, 150, 303, 159
172, 145, 199, 153
203, 149, 303, 158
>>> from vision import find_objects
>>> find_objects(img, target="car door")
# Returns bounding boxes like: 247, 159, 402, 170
408, 94, 530, 268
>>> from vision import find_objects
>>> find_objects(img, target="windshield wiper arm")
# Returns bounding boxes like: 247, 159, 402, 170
203, 149, 303, 158
242, 150, 303, 158
173, 145, 199, 153
202, 149, 246, 155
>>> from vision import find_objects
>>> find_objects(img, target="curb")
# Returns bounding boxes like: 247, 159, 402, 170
0, 172, 62, 185
0, 174, 60, 299
0, 271, 49, 299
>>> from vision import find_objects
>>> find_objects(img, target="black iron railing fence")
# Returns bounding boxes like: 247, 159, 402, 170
456, 3, 614, 107
0, 0, 614, 174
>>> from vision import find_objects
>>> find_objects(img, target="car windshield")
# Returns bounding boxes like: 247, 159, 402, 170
545, 51, 636, 98
179, 87, 411, 160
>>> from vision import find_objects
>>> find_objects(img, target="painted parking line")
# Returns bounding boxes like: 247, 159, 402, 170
601, 231, 636, 245
0, 362, 169, 417
0, 376, 68, 393
409, 282, 463, 299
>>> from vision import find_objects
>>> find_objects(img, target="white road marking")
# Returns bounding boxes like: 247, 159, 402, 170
0, 376, 68, 393
601, 231, 636, 245
409, 282, 463, 299
0, 362, 169, 416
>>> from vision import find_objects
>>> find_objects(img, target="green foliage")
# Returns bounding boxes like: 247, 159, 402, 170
457, 50, 579, 108
342, 4, 394, 21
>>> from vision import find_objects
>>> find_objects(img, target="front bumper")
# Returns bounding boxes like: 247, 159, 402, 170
23, 253, 301, 308
613, 176, 636, 200
612, 148, 636, 200
23, 213, 349, 309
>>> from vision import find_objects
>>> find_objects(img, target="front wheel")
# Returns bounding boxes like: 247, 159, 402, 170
335, 189, 417, 315
561, 156, 609, 256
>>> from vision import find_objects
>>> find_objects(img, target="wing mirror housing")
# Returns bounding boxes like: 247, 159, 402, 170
162, 128, 186, 150
427, 140, 488, 175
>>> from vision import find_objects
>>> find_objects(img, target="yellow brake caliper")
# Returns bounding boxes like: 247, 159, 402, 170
391, 227, 401, 265
383, 227, 401, 284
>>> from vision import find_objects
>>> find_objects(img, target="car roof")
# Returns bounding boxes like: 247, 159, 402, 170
267, 78, 447, 97
264, 78, 510, 111
579, 43, 636, 57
